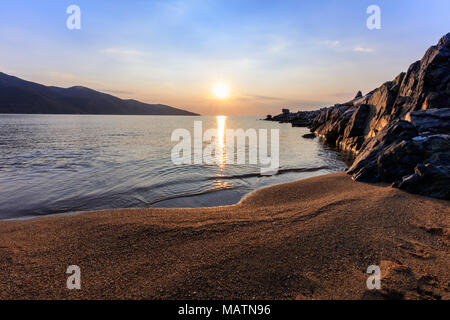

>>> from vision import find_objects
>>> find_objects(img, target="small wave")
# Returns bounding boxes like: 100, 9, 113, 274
136, 165, 334, 191
139, 166, 337, 192
207, 165, 333, 180
147, 185, 242, 206
146, 166, 334, 206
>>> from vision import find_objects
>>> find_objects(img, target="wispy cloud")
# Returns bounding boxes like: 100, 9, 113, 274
47, 71, 76, 81
46, 72, 101, 87
235, 94, 330, 108
99, 48, 144, 56
158, 1, 187, 16
240, 94, 286, 102
267, 37, 292, 54
320, 40, 340, 47
353, 46, 374, 53
101, 89, 135, 95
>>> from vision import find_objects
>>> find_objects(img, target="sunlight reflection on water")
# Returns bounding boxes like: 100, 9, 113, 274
0, 114, 348, 219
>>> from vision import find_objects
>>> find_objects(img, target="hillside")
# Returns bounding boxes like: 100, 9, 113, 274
0, 72, 198, 116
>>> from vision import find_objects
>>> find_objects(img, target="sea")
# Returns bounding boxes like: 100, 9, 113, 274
0, 114, 348, 219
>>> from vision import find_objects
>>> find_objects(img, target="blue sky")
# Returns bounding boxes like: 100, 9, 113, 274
0, 0, 449, 115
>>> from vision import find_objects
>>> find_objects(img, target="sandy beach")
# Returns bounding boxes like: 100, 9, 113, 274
0, 173, 448, 300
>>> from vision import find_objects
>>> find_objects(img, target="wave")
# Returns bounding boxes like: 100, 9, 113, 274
142, 165, 335, 191
207, 165, 334, 180
147, 165, 336, 206
147, 185, 242, 206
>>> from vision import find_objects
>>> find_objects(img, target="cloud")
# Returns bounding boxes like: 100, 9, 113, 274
267, 38, 292, 54
47, 71, 77, 81
101, 89, 135, 95
234, 94, 330, 108
46, 72, 100, 87
320, 40, 340, 47
159, 1, 187, 16
243, 94, 286, 102
353, 46, 374, 53
99, 48, 144, 56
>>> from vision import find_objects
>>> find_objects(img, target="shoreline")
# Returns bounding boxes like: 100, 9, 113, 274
0, 172, 448, 299
2, 166, 342, 221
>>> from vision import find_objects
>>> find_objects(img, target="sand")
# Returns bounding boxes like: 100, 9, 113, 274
0, 173, 448, 300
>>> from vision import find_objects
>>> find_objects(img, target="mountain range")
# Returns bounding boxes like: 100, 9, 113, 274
0, 72, 198, 116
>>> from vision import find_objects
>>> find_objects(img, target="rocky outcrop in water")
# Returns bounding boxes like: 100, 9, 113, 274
268, 33, 450, 199
265, 109, 320, 127
321, 33, 450, 199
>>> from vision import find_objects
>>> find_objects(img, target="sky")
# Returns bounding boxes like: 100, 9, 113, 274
0, 0, 449, 116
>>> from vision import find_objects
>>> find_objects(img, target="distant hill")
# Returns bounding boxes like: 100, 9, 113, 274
0, 72, 199, 116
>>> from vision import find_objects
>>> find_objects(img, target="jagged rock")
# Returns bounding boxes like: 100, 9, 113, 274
396, 162, 450, 200
350, 130, 450, 198
336, 104, 371, 152
347, 120, 419, 182
314, 105, 355, 143
376, 140, 426, 182
395, 33, 450, 114
267, 110, 320, 127
352, 92, 373, 108
302, 133, 316, 139
323, 34, 449, 199
366, 77, 404, 138
344, 104, 371, 139
423, 134, 450, 153
338, 136, 365, 153
269, 34, 450, 199
405, 108, 450, 134
394, 135, 450, 199
291, 118, 312, 127
363, 33, 450, 139
340, 91, 371, 107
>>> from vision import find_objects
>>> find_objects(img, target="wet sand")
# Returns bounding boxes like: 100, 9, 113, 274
0, 173, 448, 299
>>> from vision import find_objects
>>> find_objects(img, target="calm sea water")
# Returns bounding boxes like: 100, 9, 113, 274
0, 114, 348, 219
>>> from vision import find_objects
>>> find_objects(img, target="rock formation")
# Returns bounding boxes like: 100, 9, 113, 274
265, 110, 320, 127
268, 33, 450, 200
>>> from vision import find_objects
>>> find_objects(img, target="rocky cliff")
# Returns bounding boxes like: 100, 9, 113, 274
268, 33, 450, 200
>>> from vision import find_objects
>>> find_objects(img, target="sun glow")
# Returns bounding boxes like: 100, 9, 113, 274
213, 83, 230, 99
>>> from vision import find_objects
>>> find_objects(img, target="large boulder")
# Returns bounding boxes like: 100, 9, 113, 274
395, 33, 450, 114
393, 135, 450, 199
317, 33, 450, 199
347, 120, 419, 182
405, 108, 450, 134
376, 140, 426, 182
344, 104, 371, 138
395, 159, 450, 200
313, 105, 356, 143
362, 33, 449, 139
365, 75, 404, 138
350, 131, 450, 199
302, 133, 316, 139
272, 34, 450, 199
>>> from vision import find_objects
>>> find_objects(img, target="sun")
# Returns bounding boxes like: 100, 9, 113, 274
213, 83, 230, 99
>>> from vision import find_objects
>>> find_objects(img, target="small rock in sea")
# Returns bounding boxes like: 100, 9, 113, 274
302, 133, 316, 139
354, 91, 363, 99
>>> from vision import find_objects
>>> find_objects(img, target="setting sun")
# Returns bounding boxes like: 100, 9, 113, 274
213, 84, 230, 99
